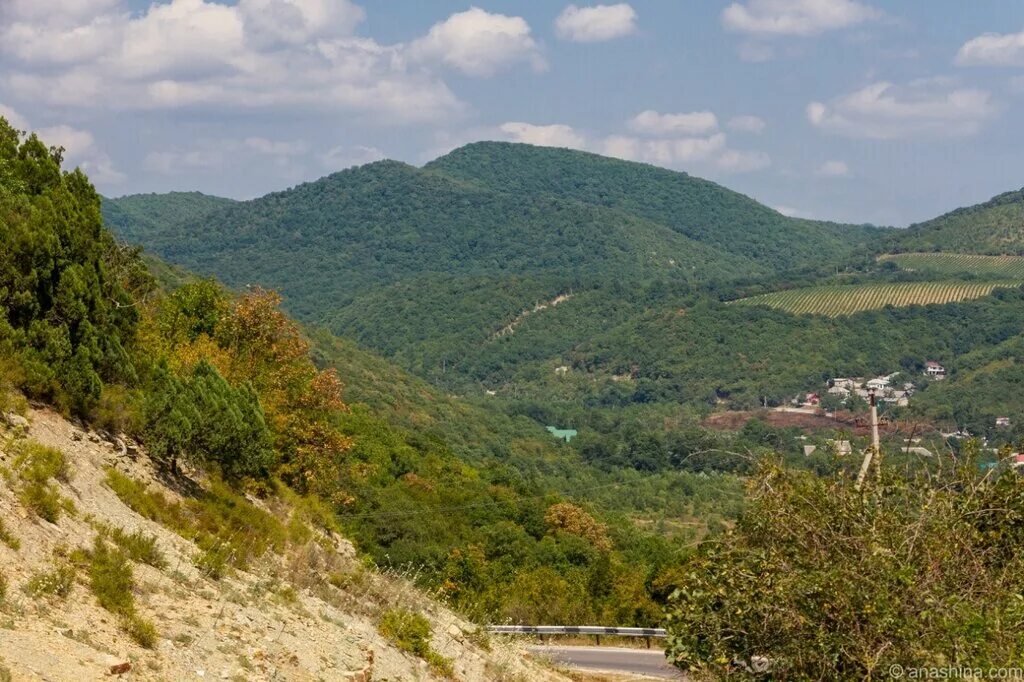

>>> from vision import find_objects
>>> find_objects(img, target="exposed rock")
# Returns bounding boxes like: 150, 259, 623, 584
108, 662, 131, 676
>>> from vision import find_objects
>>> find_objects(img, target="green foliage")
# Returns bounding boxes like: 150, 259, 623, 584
142, 360, 274, 479
89, 537, 135, 615
105, 469, 287, 577
0, 117, 138, 414
25, 562, 76, 598
888, 187, 1024, 254
9, 440, 70, 523
104, 526, 167, 569
378, 609, 453, 677
87, 536, 159, 648
665, 456, 1024, 678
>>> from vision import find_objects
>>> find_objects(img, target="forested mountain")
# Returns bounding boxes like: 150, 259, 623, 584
102, 190, 237, 245
888, 187, 1024, 254
426, 142, 885, 270
102, 143, 892, 391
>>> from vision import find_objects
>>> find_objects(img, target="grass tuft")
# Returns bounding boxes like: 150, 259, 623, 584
25, 563, 76, 599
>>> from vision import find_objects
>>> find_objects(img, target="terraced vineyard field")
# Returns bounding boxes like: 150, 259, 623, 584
736, 280, 1024, 317
879, 252, 1024, 278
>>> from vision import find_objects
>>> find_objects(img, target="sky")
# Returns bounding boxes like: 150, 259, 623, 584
2, 0, 1024, 226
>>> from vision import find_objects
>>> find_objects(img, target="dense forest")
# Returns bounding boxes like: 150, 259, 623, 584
2, 118, 749, 627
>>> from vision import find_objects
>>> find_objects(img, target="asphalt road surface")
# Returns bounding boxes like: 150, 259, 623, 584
527, 645, 684, 679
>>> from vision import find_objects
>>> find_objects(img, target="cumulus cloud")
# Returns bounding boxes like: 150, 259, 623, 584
715, 148, 771, 173
722, 0, 880, 36
601, 133, 723, 163
807, 80, 996, 138
238, 0, 365, 47
408, 7, 545, 77
627, 110, 719, 136
500, 122, 587, 149
727, 115, 767, 133
555, 4, 637, 42
244, 137, 308, 156
0, 0, 466, 124
956, 30, 1024, 68
817, 159, 849, 176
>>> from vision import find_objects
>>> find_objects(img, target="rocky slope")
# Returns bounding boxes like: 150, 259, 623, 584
0, 406, 567, 682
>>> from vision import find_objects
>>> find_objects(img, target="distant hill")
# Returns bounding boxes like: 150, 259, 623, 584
426, 142, 882, 271
888, 188, 1024, 254
103, 143, 887, 383
102, 191, 237, 244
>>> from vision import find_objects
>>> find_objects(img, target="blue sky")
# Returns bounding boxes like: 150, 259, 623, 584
2, 0, 1024, 226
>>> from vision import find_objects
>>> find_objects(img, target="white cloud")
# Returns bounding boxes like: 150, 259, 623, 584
627, 110, 718, 136
600, 133, 727, 164
0, 0, 465, 125
0, 104, 124, 184
244, 137, 308, 156
0, 103, 29, 130
722, 0, 880, 36
956, 30, 1024, 68
555, 4, 637, 43
319, 144, 386, 170
807, 80, 996, 138
500, 122, 587, 149
715, 148, 771, 173
408, 7, 545, 77
145, 148, 226, 174
238, 0, 365, 47
817, 159, 849, 176
727, 115, 766, 133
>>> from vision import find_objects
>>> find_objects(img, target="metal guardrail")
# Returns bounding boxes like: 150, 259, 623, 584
487, 625, 667, 638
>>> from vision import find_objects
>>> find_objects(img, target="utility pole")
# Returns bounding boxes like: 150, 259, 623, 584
855, 388, 881, 491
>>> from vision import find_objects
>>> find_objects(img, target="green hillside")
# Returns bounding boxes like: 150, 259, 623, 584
102, 191, 237, 244
103, 143, 895, 391
888, 187, 1024, 254
426, 142, 884, 271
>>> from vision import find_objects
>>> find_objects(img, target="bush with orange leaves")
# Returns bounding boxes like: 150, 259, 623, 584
544, 502, 612, 552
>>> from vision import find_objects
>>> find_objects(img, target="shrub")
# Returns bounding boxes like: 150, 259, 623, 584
0, 519, 19, 551
89, 538, 135, 616
105, 526, 166, 569
25, 563, 75, 598
87, 537, 160, 648
105, 469, 287, 577
10, 441, 69, 523
378, 608, 453, 678
123, 613, 158, 649
665, 452, 1024, 679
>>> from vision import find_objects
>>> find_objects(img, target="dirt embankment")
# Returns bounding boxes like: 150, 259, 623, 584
703, 409, 933, 438
0, 407, 568, 682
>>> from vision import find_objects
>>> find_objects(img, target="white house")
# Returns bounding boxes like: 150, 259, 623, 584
924, 361, 946, 378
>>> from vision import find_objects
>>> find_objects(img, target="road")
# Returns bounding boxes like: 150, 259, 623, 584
527, 645, 684, 679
